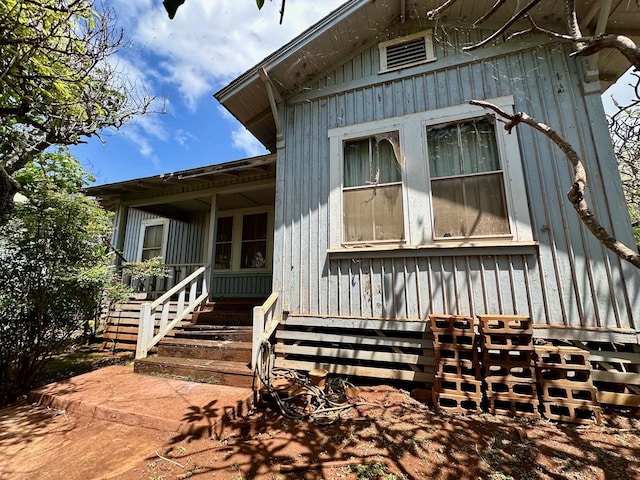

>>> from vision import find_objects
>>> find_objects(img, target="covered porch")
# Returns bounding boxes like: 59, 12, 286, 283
86, 155, 278, 356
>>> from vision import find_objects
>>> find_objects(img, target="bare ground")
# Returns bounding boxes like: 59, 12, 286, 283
1, 385, 639, 480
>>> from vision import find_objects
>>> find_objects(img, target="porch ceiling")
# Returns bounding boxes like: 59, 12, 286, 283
132, 184, 276, 221
85, 154, 277, 211
215, 0, 640, 152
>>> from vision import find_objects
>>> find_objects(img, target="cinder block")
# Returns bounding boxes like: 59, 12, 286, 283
429, 314, 474, 334
477, 315, 532, 335
433, 392, 483, 414
433, 331, 477, 349
483, 333, 533, 350
485, 379, 538, 399
534, 346, 591, 370
487, 397, 540, 418
437, 359, 482, 379
434, 377, 483, 396
436, 346, 479, 364
539, 382, 598, 403
485, 363, 536, 382
484, 348, 535, 366
537, 367, 591, 384
540, 402, 601, 425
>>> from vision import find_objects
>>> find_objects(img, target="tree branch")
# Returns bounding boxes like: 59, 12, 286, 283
470, 99, 640, 268
427, 0, 460, 21
462, 0, 541, 51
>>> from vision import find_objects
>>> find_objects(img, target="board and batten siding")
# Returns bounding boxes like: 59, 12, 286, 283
273, 26, 639, 336
121, 208, 208, 265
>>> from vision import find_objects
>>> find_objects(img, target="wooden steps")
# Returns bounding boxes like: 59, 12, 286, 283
192, 298, 265, 325
134, 324, 254, 388
101, 301, 192, 352
158, 338, 252, 362
134, 357, 253, 388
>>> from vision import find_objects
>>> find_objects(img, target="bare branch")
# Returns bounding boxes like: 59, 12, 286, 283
427, 0, 460, 21
462, 0, 541, 52
564, 0, 586, 50
473, 0, 508, 27
572, 35, 640, 71
470, 99, 640, 268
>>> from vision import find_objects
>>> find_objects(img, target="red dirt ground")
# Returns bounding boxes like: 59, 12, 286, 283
1, 385, 639, 480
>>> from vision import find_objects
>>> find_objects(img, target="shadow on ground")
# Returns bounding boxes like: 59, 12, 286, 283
138, 387, 640, 480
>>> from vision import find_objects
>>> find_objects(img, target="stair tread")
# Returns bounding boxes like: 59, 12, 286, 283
136, 356, 252, 374
159, 338, 252, 349
179, 324, 252, 330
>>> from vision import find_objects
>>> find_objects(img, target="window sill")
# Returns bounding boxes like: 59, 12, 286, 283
327, 240, 539, 258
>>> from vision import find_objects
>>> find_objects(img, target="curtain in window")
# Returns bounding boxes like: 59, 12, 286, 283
343, 132, 404, 242
428, 118, 509, 238
344, 133, 401, 187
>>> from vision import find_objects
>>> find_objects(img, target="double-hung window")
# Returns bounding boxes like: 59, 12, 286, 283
427, 117, 510, 239
342, 132, 404, 243
138, 218, 169, 261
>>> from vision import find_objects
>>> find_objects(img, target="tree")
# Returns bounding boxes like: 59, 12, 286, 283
0, 0, 156, 223
609, 101, 640, 245
427, 0, 640, 268
0, 149, 114, 403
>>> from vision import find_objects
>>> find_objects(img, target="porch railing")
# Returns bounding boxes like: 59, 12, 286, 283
135, 265, 210, 359
252, 291, 279, 369
119, 263, 207, 300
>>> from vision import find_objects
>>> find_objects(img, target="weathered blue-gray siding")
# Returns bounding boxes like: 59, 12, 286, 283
120, 208, 208, 265
273, 25, 639, 336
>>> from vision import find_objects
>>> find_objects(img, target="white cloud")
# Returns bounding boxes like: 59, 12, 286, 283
231, 126, 268, 158
115, 0, 345, 109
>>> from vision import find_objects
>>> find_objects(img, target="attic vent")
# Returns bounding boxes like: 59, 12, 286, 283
379, 30, 436, 73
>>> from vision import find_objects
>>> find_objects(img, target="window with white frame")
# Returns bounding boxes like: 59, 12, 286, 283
427, 117, 510, 239
342, 132, 404, 243
138, 218, 169, 261
328, 96, 532, 249
213, 209, 272, 271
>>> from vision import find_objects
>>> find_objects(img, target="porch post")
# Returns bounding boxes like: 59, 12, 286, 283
206, 194, 218, 301
113, 205, 129, 266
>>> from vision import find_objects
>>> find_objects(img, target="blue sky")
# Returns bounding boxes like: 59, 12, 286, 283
72, 0, 635, 186
73, 0, 345, 185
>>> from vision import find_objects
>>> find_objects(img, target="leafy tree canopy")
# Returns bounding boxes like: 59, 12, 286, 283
0, 0, 156, 222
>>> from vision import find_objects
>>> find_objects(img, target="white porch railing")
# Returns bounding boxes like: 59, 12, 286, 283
252, 291, 280, 369
135, 265, 210, 359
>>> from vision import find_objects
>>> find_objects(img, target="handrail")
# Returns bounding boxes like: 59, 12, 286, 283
252, 291, 279, 369
151, 266, 207, 309
135, 265, 209, 359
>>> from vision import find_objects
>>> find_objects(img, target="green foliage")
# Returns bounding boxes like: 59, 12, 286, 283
0, 149, 113, 403
610, 107, 640, 246
0, 0, 155, 221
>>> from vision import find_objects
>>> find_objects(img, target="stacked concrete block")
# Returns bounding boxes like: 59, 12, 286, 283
430, 314, 483, 414
478, 314, 540, 418
535, 345, 601, 425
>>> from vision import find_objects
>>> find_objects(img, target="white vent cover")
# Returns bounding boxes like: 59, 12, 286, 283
379, 30, 436, 73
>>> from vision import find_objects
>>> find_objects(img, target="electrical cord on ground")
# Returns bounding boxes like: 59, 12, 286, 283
253, 340, 356, 425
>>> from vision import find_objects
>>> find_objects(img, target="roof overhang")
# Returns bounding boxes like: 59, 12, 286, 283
84, 154, 277, 211
215, 0, 640, 152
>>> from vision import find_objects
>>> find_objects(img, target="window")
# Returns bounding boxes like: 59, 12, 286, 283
328, 96, 533, 250
214, 216, 233, 269
427, 118, 510, 238
138, 219, 169, 261
343, 132, 404, 243
379, 30, 436, 73
241, 213, 268, 268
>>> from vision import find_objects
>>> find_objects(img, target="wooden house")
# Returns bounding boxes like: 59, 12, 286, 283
87, 0, 640, 405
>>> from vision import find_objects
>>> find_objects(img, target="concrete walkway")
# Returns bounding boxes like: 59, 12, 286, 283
28, 365, 254, 437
